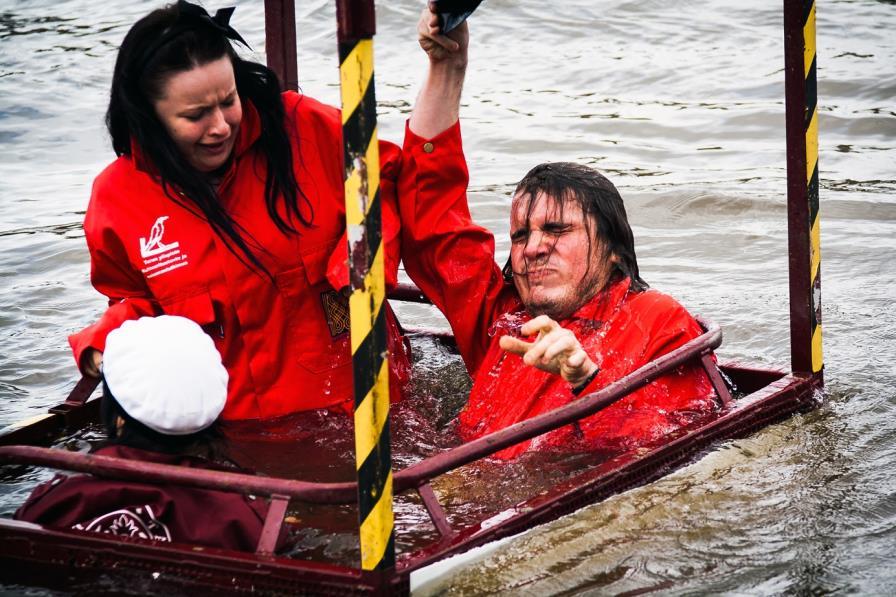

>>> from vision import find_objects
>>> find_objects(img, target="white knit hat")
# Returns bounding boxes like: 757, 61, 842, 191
103, 315, 228, 435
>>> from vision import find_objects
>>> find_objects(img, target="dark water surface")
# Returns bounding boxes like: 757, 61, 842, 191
1, 0, 895, 594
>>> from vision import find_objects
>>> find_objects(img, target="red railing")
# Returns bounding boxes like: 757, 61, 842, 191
0, 313, 726, 554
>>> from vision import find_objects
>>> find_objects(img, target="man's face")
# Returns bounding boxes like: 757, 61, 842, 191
509, 192, 612, 320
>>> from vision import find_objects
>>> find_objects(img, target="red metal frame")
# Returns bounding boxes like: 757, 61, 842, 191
264, 0, 298, 91
784, 0, 821, 378
0, 366, 818, 594
0, 316, 820, 593
0, 1, 825, 593
0, 318, 724, 501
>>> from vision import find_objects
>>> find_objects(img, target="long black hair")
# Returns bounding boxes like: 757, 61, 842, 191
107, 1, 311, 273
504, 162, 648, 293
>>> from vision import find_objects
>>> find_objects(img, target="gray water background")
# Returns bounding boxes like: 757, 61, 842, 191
1, 0, 895, 594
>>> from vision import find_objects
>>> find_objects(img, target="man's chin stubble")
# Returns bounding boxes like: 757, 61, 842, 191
523, 295, 578, 321
522, 277, 605, 321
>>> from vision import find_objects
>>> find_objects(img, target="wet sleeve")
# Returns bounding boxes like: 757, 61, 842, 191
397, 121, 507, 373
635, 300, 717, 412
576, 294, 716, 450
68, 192, 162, 373
641, 299, 707, 362
13, 474, 71, 523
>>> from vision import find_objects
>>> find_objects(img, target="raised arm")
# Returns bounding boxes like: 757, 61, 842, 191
398, 3, 509, 373
409, 3, 468, 138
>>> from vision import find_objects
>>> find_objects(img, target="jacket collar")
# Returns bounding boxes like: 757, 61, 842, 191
566, 275, 632, 325
493, 276, 633, 337
231, 96, 261, 158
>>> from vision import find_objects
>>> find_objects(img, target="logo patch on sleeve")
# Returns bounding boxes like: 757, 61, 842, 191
320, 290, 350, 337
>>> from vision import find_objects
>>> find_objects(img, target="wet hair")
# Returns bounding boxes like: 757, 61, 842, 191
503, 162, 648, 293
100, 380, 229, 463
106, 1, 311, 274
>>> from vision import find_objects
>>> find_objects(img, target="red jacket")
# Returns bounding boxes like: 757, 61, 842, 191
70, 93, 464, 420
399, 133, 716, 459
14, 445, 279, 552
457, 278, 717, 458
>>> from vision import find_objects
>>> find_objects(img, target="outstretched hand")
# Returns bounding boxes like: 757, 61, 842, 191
417, 2, 469, 66
499, 315, 599, 388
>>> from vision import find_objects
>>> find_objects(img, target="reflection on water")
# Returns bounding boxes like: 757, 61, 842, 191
2, 0, 895, 593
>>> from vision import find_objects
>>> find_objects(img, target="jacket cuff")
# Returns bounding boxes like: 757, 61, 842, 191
403, 119, 463, 159
571, 367, 601, 397
68, 299, 147, 374
69, 323, 107, 375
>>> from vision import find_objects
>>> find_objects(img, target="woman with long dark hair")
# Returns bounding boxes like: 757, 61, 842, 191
69, 1, 470, 421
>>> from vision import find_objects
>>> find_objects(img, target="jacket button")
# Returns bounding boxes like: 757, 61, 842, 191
423, 142, 434, 153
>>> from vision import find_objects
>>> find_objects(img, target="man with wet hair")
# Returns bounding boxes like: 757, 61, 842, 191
401, 161, 717, 459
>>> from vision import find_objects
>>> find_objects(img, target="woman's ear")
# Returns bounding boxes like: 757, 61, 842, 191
115, 416, 126, 438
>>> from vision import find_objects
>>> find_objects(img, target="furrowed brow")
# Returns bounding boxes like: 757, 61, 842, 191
510, 226, 530, 241
542, 221, 573, 233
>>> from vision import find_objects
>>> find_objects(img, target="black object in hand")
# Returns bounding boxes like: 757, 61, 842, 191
433, 0, 483, 33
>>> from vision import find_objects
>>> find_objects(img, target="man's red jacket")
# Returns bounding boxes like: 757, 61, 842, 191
398, 132, 717, 458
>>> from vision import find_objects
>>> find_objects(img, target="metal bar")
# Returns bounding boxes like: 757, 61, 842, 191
0, 320, 723, 505
392, 319, 723, 491
417, 483, 453, 538
337, 0, 376, 39
783, 0, 822, 380
1, 381, 102, 446
256, 494, 290, 555
396, 373, 820, 575
701, 353, 733, 408
0, 522, 383, 593
48, 375, 99, 413
0, 446, 358, 502
264, 0, 298, 90
0, 372, 813, 592
387, 283, 430, 304
335, 0, 395, 573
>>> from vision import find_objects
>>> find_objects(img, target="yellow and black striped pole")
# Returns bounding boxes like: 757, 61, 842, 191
335, 0, 395, 571
784, 0, 822, 380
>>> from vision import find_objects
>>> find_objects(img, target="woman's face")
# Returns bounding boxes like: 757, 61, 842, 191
153, 56, 242, 173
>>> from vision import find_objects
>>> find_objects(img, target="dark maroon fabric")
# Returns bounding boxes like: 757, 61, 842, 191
14, 445, 278, 552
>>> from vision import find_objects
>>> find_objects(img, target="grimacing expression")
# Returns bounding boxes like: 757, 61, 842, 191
509, 192, 616, 320
152, 56, 242, 174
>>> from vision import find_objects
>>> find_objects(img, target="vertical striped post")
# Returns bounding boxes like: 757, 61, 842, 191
784, 0, 823, 380
335, 0, 395, 572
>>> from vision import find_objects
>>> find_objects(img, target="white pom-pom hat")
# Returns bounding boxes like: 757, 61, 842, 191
102, 315, 228, 435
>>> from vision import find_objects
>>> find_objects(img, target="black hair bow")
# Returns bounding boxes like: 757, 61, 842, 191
177, 0, 250, 49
